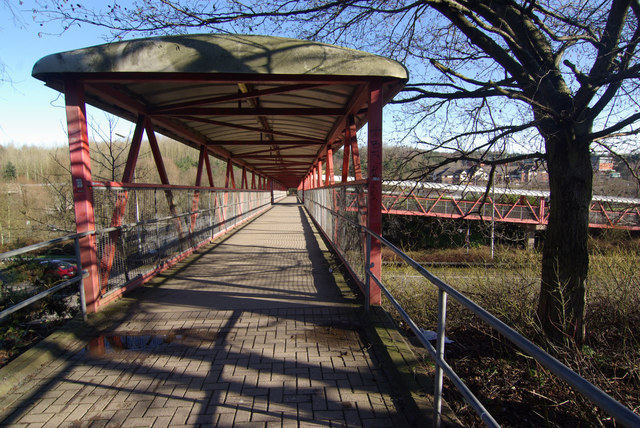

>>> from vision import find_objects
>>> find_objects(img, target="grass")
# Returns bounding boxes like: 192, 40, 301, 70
379, 240, 640, 427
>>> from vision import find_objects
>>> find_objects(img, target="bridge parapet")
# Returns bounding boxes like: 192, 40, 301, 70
381, 181, 640, 230
91, 183, 281, 299
301, 184, 640, 427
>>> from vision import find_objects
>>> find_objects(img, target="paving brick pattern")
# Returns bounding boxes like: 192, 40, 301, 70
0, 198, 412, 427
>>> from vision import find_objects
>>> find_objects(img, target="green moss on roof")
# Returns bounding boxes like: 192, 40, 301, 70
33, 34, 408, 80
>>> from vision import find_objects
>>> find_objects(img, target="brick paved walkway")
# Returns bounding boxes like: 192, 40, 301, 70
0, 197, 414, 427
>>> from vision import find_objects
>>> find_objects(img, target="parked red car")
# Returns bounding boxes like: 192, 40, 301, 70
41, 260, 77, 281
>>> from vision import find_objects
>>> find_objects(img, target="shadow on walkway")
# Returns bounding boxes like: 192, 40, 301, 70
0, 197, 416, 427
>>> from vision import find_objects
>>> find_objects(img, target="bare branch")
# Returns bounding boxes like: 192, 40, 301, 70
590, 111, 640, 139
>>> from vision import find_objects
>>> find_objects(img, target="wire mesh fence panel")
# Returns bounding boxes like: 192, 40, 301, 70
302, 184, 367, 284
92, 185, 272, 294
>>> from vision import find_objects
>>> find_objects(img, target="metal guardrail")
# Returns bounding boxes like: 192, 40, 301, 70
0, 231, 90, 323
302, 188, 640, 428
0, 189, 288, 323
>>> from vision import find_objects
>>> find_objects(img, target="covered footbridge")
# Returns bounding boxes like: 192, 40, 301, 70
2, 34, 639, 428
31, 33, 406, 313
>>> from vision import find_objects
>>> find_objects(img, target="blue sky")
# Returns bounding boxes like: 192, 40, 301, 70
0, 2, 134, 147
0, 2, 399, 149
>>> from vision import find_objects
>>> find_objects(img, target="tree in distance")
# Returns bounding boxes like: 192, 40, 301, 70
34, 0, 640, 345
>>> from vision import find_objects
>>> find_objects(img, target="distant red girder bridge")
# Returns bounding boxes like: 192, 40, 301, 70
376, 181, 640, 231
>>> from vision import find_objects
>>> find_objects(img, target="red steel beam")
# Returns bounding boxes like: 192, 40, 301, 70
326, 147, 334, 185
231, 144, 316, 156
179, 115, 325, 143
241, 166, 248, 189
151, 83, 331, 113
153, 107, 346, 116
367, 80, 383, 306
189, 146, 206, 233
342, 138, 350, 183
203, 149, 215, 187
64, 78, 100, 313
225, 160, 236, 189
348, 116, 363, 181
239, 154, 317, 159
146, 120, 186, 240
210, 140, 324, 146
301, 83, 369, 184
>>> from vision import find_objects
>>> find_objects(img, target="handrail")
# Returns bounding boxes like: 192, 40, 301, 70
0, 230, 94, 259
92, 181, 275, 192
0, 274, 86, 322
0, 231, 90, 323
364, 226, 640, 428
304, 178, 368, 190
302, 191, 640, 428
95, 199, 271, 234
1, 187, 282, 323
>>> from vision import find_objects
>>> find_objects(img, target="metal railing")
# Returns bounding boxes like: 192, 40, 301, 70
0, 232, 89, 323
1, 187, 286, 320
91, 184, 279, 293
301, 185, 640, 428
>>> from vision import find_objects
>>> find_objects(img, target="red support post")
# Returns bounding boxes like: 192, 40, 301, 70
327, 147, 339, 244
348, 116, 363, 180
318, 160, 323, 187
342, 140, 350, 183
189, 146, 206, 233
326, 148, 334, 185
241, 166, 248, 189
203, 149, 215, 187
367, 80, 383, 306
270, 179, 274, 204
146, 120, 185, 239
64, 79, 100, 313
225, 160, 236, 189
223, 159, 236, 227
251, 172, 256, 189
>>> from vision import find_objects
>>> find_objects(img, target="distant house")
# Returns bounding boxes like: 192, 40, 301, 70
592, 155, 615, 172
452, 168, 469, 183
506, 163, 548, 184
467, 165, 490, 183
450, 165, 489, 184
432, 166, 457, 184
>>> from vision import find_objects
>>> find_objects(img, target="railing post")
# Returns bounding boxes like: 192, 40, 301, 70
270, 181, 274, 204
365, 232, 371, 313
74, 236, 87, 321
434, 288, 448, 428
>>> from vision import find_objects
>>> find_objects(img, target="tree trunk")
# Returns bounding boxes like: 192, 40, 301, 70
538, 123, 592, 345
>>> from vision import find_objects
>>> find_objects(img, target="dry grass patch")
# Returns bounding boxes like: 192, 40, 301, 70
380, 244, 640, 426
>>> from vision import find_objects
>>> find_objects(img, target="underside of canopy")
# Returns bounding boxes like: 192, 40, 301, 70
33, 34, 408, 188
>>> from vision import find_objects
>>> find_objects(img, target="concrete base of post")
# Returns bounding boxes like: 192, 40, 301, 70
525, 225, 546, 250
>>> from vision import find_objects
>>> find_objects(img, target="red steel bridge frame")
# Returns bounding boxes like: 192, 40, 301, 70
36, 35, 407, 313
65, 80, 280, 312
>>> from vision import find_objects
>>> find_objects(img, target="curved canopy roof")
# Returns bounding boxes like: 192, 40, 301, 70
33, 34, 408, 188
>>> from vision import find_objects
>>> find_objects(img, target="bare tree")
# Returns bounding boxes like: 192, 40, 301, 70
88, 114, 132, 182
33, 0, 640, 344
